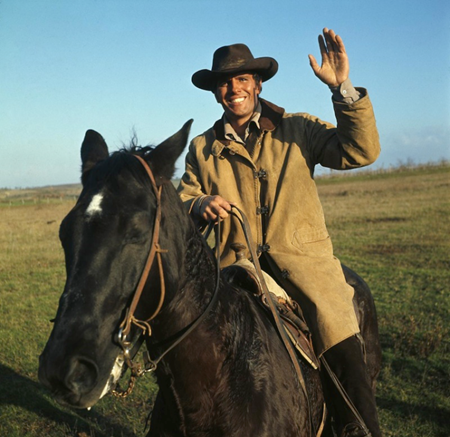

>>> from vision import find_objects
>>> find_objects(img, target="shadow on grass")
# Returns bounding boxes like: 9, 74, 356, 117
376, 345, 450, 435
377, 396, 450, 435
0, 362, 137, 436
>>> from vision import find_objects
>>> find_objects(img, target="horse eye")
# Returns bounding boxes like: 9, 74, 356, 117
126, 234, 147, 245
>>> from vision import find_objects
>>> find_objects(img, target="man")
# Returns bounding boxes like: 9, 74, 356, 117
177, 28, 381, 437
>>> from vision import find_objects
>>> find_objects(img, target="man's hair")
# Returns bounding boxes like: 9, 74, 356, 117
252, 73, 262, 84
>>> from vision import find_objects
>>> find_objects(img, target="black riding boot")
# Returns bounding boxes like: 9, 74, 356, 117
322, 336, 382, 437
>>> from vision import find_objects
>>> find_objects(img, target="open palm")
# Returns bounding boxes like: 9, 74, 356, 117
308, 28, 349, 87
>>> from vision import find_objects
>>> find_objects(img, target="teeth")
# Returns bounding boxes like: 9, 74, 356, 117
230, 97, 245, 103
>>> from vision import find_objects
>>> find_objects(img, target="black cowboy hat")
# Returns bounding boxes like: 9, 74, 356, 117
192, 43, 278, 91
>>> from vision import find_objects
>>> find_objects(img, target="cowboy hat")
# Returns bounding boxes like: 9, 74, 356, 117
192, 43, 278, 91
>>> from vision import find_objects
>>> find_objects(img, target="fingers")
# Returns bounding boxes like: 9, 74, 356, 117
323, 28, 337, 53
308, 54, 320, 75
200, 195, 234, 222
335, 34, 346, 53
311, 29, 337, 71
317, 33, 328, 58
322, 28, 346, 54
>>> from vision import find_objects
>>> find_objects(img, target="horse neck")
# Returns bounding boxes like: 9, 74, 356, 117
170, 226, 217, 321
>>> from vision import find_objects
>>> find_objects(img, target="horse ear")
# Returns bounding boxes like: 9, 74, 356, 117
149, 119, 193, 179
81, 130, 109, 176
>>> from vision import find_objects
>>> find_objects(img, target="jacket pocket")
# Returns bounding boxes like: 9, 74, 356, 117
291, 228, 332, 255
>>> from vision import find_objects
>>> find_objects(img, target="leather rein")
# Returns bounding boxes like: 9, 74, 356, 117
113, 154, 221, 397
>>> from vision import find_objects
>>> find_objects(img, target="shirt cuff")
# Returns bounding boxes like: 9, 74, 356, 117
329, 78, 361, 104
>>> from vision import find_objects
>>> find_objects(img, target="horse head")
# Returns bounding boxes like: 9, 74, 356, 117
39, 120, 193, 409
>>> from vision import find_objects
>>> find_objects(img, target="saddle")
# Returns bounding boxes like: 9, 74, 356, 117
222, 248, 320, 370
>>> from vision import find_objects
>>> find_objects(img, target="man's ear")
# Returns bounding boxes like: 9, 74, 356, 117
256, 80, 262, 95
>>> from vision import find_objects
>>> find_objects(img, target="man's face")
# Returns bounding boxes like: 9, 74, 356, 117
214, 73, 261, 125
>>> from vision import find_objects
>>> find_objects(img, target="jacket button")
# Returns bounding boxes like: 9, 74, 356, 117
281, 269, 290, 279
257, 205, 269, 215
258, 243, 270, 253
254, 169, 267, 179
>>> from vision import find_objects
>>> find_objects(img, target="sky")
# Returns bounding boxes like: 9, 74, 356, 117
1, 0, 449, 188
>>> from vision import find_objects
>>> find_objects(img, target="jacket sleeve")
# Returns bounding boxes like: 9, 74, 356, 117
306, 88, 380, 170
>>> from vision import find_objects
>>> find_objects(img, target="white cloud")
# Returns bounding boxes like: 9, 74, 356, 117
377, 124, 450, 167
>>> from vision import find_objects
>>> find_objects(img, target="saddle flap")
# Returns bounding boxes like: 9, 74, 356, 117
223, 261, 320, 370
281, 314, 320, 370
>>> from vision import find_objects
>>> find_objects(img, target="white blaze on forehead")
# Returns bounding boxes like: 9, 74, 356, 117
86, 193, 104, 217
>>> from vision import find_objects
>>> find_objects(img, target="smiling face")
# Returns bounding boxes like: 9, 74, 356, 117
214, 73, 261, 129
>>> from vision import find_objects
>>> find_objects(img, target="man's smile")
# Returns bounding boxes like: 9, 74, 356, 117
229, 97, 245, 104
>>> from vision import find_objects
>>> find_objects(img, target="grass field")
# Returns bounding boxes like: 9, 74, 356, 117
0, 164, 449, 436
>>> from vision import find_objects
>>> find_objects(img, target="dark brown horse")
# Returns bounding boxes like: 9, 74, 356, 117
39, 121, 381, 436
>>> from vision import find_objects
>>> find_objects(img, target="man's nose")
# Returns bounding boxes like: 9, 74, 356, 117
229, 78, 240, 92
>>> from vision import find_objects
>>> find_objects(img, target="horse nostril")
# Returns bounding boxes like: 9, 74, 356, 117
65, 357, 99, 395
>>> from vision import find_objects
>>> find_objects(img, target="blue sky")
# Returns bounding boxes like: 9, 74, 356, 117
1, 0, 449, 188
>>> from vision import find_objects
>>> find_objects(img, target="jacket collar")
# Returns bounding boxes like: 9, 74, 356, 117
212, 98, 284, 143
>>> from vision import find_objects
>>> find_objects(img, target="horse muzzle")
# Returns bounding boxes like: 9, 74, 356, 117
39, 351, 102, 409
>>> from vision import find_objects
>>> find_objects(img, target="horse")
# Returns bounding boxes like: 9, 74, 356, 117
39, 120, 381, 436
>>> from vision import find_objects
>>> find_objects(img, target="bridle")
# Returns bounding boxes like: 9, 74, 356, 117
117, 155, 166, 340
113, 154, 221, 397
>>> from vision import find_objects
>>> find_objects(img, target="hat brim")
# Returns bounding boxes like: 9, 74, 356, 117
192, 57, 278, 91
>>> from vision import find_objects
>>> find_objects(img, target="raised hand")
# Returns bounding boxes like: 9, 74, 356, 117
308, 28, 349, 87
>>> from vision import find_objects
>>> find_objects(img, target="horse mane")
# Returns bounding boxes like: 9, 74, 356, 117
90, 140, 158, 189
116, 133, 155, 157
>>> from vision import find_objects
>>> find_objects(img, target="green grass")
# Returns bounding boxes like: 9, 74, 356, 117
0, 164, 449, 436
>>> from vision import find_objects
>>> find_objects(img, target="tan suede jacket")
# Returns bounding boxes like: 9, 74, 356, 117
178, 92, 380, 268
